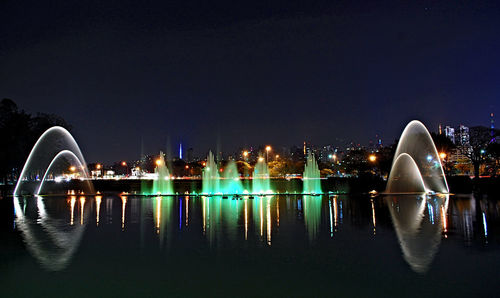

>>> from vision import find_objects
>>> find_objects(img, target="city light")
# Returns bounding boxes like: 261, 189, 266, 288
156, 159, 162, 166
275, 154, 280, 159
265, 146, 271, 152
96, 164, 101, 169
439, 152, 447, 159
258, 157, 264, 162
243, 151, 249, 157
369, 154, 376, 162
185, 165, 189, 169
69, 166, 76, 172
121, 161, 127, 166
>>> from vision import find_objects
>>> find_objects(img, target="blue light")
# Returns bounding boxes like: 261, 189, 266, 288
427, 155, 433, 162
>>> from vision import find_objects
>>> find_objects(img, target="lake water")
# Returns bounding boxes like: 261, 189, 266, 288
1, 194, 499, 297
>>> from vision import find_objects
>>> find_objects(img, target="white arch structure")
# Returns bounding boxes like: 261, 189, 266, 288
14, 126, 93, 196
386, 120, 449, 194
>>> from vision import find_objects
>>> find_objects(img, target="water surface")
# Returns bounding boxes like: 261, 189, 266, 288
1, 194, 499, 297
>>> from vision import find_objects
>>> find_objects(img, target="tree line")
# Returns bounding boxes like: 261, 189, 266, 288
0, 98, 71, 184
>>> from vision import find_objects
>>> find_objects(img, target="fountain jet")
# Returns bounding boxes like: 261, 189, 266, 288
386, 120, 448, 194
14, 126, 93, 196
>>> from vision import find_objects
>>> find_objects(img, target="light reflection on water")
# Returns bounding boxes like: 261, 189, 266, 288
3, 193, 500, 296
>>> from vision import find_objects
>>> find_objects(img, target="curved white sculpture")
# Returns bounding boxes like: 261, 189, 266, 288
386, 120, 449, 194
14, 126, 93, 196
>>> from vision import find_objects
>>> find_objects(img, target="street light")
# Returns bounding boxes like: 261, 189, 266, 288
439, 152, 447, 160
121, 161, 127, 166
368, 154, 376, 162
265, 145, 271, 162
243, 150, 249, 160
69, 166, 76, 172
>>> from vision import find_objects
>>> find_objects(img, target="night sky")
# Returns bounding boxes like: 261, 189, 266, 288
1, 1, 499, 162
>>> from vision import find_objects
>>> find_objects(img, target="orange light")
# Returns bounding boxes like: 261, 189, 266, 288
70, 166, 76, 172
243, 151, 249, 157
202, 162, 206, 166
185, 165, 189, 169
156, 159, 162, 166
275, 154, 280, 159
368, 154, 376, 162
258, 157, 264, 162
121, 161, 127, 166
265, 146, 271, 152
96, 164, 102, 170
439, 152, 447, 159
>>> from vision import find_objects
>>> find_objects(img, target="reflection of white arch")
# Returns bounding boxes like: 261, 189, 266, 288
387, 120, 449, 194
13, 196, 86, 271
386, 195, 448, 273
14, 126, 93, 196
36, 150, 89, 195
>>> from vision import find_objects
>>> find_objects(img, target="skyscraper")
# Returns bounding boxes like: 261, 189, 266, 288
445, 126, 455, 144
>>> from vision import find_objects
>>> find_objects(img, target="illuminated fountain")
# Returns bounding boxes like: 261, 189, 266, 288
385, 195, 448, 273
303, 153, 322, 194
386, 120, 449, 194
252, 157, 272, 194
202, 151, 220, 195
151, 152, 173, 195
14, 126, 94, 196
221, 160, 244, 195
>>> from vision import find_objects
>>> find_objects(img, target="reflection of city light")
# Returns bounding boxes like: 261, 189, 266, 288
267, 198, 271, 246
121, 196, 127, 230
79, 197, 85, 225
70, 196, 76, 225
427, 155, 433, 162
156, 197, 161, 234
371, 199, 376, 235
244, 198, 248, 240
441, 206, 447, 238
95, 196, 102, 226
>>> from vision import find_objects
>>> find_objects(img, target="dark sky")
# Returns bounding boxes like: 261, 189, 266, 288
1, 1, 499, 162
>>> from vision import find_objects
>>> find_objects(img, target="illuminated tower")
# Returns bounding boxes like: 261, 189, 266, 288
179, 143, 183, 160
491, 112, 495, 143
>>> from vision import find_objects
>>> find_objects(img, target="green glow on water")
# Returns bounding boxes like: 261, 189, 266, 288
303, 195, 322, 240
303, 153, 322, 194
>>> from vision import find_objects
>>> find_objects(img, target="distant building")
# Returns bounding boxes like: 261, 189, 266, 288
444, 126, 455, 143
456, 125, 470, 146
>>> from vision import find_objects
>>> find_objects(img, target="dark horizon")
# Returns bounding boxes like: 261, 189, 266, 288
1, 1, 498, 162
